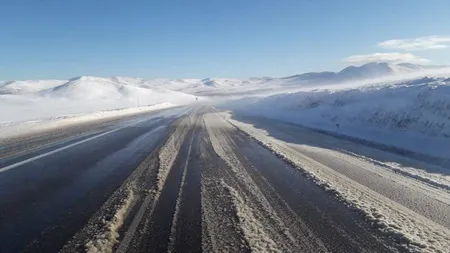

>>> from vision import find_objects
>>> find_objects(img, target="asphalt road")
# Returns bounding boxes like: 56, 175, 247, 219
0, 106, 405, 252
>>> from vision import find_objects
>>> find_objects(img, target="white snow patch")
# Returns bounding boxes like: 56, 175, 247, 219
220, 180, 281, 253
85, 187, 135, 253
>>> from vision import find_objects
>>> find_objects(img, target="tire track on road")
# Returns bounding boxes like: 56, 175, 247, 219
118, 112, 203, 253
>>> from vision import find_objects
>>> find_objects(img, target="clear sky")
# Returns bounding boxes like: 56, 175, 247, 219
1, 0, 450, 80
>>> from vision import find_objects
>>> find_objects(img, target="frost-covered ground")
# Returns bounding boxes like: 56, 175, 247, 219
223, 76, 450, 160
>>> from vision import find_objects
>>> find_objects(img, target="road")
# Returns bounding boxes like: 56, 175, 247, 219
1, 106, 446, 252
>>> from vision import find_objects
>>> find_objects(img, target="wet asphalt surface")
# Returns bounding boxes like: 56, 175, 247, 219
0, 107, 398, 253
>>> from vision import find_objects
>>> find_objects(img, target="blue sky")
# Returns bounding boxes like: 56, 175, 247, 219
1, 0, 450, 80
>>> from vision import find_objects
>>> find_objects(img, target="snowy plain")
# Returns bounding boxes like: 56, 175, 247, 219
2, 62, 450, 252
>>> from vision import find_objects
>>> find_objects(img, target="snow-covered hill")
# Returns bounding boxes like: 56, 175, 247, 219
0, 62, 445, 97
281, 62, 442, 86
179, 62, 447, 94
1, 62, 448, 124
0, 79, 66, 94
223, 76, 450, 159
0, 76, 198, 124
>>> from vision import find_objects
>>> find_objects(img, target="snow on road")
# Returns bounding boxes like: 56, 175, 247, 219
6, 106, 425, 252
223, 112, 450, 253
205, 113, 287, 252
220, 180, 281, 253
204, 113, 329, 253
85, 186, 135, 253
158, 115, 191, 190
60, 116, 181, 253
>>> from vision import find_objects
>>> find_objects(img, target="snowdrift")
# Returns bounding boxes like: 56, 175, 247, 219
224, 76, 450, 159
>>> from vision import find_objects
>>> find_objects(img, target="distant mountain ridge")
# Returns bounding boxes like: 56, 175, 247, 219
0, 62, 447, 95
282, 62, 446, 85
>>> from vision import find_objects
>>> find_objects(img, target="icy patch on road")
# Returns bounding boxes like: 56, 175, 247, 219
221, 181, 281, 253
85, 187, 135, 253
223, 112, 450, 253
168, 119, 198, 253
157, 116, 190, 190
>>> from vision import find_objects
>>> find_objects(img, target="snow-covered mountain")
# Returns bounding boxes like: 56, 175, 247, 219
165, 62, 446, 93
282, 62, 441, 86
51, 76, 197, 103
0, 79, 66, 94
338, 62, 421, 78
0, 62, 445, 97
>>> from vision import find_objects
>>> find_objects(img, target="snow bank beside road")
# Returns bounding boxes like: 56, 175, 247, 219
224, 76, 450, 160
0, 102, 183, 139
222, 112, 450, 253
